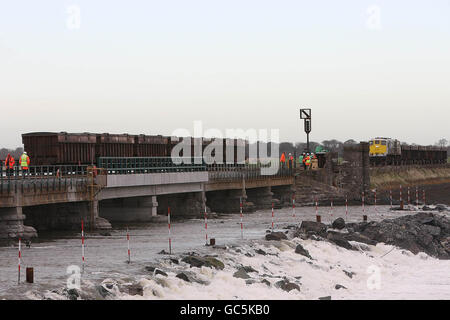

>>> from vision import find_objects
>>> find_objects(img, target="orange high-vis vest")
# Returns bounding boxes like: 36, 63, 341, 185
305, 156, 311, 165
280, 153, 286, 163
5, 155, 15, 169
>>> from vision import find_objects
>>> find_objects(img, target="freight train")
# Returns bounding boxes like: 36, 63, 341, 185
21, 132, 246, 166
369, 137, 447, 166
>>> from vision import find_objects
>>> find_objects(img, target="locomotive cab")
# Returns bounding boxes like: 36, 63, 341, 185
369, 137, 401, 166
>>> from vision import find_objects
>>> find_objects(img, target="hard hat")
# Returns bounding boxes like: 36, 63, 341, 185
24, 151, 27, 154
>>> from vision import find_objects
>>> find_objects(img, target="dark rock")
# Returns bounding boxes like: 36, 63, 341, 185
97, 285, 112, 298
128, 284, 143, 296
176, 272, 190, 282
332, 218, 346, 230
170, 258, 179, 264
105, 283, 114, 290
275, 280, 300, 292
241, 265, 258, 273
265, 232, 288, 241
335, 284, 347, 290
261, 279, 271, 287
295, 221, 327, 237
64, 288, 79, 300
319, 296, 331, 300
145, 265, 157, 272
175, 271, 209, 285
343, 232, 377, 246
145, 265, 168, 275
181, 256, 225, 270
256, 249, 267, 255
343, 270, 356, 279
327, 233, 354, 250
155, 269, 168, 277
233, 268, 250, 279
158, 249, 169, 254
295, 244, 313, 259
422, 225, 441, 237
352, 212, 450, 259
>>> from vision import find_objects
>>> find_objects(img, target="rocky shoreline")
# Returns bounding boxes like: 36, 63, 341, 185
35, 208, 450, 300
293, 211, 450, 260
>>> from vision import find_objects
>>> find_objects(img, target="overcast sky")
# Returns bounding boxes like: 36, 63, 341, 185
1, 0, 449, 148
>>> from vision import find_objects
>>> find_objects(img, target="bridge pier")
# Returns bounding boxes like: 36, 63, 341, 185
22, 201, 111, 233
157, 192, 207, 218
206, 189, 255, 213
245, 187, 275, 210
100, 196, 158, 222
271, 185, 295, 207
0, 206, 37, 240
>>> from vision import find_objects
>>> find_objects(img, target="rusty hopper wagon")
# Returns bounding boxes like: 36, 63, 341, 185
22, 132, 171, 165
22, 132, 250, 166
22, 132, 97, 165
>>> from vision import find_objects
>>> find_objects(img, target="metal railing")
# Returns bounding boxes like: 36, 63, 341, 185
207, 162, 294, 181
97, 157, 207, 174
0, 158, 295, 189
0, 165, 89, 194
0, 165, 89, 179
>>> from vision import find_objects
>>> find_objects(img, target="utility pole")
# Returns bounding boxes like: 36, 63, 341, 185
300, 108, 312, 153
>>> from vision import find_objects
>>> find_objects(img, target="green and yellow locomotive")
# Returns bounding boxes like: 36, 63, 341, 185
369, 137, 447, 166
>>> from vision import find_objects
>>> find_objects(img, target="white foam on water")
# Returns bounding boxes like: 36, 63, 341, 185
112, 238, 450, 300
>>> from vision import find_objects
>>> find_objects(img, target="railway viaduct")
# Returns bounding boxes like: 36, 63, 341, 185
3, 141, 425, 240
0, 165, 294, 239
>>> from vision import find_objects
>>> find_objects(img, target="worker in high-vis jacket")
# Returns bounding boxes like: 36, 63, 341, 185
288, 153, 294, 169
20, 151, 30, 177
305, 153, 311, 170
4, 153, 15, 177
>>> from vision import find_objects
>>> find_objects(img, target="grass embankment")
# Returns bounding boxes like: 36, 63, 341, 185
370, 166, 450, 190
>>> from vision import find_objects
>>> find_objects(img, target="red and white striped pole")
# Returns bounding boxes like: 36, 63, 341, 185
315, 197, 318, 216
18, 237, 21, 284
204, 205, 208, 245
362, 191, 365, 214
330, 200, 333, 218
168, 207, 172, 254
127, 227, 130, 264
292, 194, 296, 218
416, 186, 419, 207
390, 189, 393, 208
240, 197, 243, 239
345, 195, 348, 220
374, 189, 377, 209
271, 202, 274, 230
407, 187, 410, 205
81, 219, 85, 272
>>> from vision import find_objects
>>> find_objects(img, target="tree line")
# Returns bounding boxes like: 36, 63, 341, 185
0, 147, 24, 161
